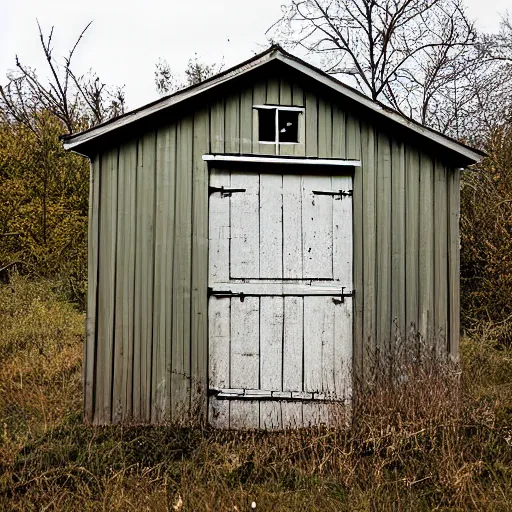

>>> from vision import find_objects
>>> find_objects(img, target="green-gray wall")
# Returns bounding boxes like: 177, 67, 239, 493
85, 74, 460, 424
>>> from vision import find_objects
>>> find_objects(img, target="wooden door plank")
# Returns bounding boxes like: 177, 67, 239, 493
230, 297, 259, 388
209, 399, 230, 428
302, 175, 333, 279
230, 401, 260, 429
260, 173, 283, 278
283, 175, 303, 278
320, 298, 336, 395
230, 172, 260, 278
209, 169, 230, 284
332, 175, 353, 287
303, 296, 324, 392
260, 297, 284, 390
283, 297, 303, 392
208, 296, 230, 389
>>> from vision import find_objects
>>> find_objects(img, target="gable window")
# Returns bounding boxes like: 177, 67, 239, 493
255, 106, 304, 148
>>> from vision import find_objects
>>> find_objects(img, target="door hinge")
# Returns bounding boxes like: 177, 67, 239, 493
332, 288, 354, 305
209, 185, 246, 196
208, 287, 246, 302
313, 189, 353, 199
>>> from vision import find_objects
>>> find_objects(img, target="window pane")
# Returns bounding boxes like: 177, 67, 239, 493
258, 109, 276, 142
278, 110, 299, 143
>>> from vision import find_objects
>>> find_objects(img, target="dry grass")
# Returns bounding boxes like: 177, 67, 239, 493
1, 276, 512, 511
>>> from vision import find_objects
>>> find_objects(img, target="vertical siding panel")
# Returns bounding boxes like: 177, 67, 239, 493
376, 133, 392, 351
122, 141, 137, 421
434, 161, 449, 353
96, 148, 118, 423
391, 140, 406, 347
85, 156, 100, 423
352, 133, 364, 380
280, 79, 292, 105
253, 81, 275, 155
266, 77, 280, 104
112, 143, 128, 423
192, 109, 210, 420
292, 83, 304, 106
143, 132, 156, 422
172, 117, 193, 418
305, 92, 318, 157
346, 113, 361, 160
240, 88, 253, 154
361, 123, 376, 362
405, 147, 420, 336
166, 125, 178, 420
279, 80, 295, 157
318, 98, 332, 158
210, 99, 224, 153
152, 126, 174, 422
331, 104, 346, 159
448, 169, 460, 358
224, 94, 240, 154
419, 153, 435, 344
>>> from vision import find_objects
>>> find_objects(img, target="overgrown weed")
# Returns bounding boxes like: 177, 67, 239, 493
1, 277, 512, 510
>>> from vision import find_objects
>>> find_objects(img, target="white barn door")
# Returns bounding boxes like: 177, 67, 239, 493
208, 167, 353, 429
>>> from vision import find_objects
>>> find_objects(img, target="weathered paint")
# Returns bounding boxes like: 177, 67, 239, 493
85, 70, 462, 424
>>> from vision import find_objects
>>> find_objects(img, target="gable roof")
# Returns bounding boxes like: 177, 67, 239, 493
62, 45, 484, 164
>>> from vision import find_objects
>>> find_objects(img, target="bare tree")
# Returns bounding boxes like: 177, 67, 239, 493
268, 0, 476, 129
0, 22, 125, 249
0, 21, 125, 136
154, 54, 223, 96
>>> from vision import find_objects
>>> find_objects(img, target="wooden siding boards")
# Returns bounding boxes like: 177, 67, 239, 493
448, 170, 461, 358
191, 109, 210, 419
405, 147, 420, 337
85, 155, 100, 422
86, 75, 461, 424
171, 117, 193, 419
391, 140, 406, 346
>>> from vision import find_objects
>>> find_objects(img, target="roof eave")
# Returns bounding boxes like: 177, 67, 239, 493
63, 46, 484, 165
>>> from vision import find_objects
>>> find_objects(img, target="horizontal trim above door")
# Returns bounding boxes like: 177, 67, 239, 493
202, 154, 362, 167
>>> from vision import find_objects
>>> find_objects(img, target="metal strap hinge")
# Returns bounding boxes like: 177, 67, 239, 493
208, 287, 245, 302
312, 189, 353, 199
209, 185, 246, 196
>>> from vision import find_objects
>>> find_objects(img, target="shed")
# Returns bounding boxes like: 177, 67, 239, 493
63, 45, 484, 428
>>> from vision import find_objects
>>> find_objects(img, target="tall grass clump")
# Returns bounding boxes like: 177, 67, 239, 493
0, 274, 83, 466
1, 277, 511, 510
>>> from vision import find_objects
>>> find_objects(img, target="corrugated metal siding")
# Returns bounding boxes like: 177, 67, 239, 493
85, 72, 460, 424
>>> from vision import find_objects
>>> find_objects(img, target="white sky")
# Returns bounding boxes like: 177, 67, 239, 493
1, 0, 510, 111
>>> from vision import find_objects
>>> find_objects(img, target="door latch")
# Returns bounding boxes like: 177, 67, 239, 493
209, 186, 246, 197
332, 288, 354, 304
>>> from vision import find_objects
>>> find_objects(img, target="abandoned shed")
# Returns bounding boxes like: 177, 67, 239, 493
63, 45, 484, 428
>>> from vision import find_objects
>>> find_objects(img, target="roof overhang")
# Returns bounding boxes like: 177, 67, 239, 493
62, 46, 485, 165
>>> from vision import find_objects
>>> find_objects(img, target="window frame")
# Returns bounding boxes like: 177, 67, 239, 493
254, 105, 305, 153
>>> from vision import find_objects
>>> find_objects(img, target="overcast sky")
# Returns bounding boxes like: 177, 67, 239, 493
1, 0, 510, 111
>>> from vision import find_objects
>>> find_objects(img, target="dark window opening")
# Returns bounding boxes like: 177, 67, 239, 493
278, 110, 299, 143
258, 108, 276, 142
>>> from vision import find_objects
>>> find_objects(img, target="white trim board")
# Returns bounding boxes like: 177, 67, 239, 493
202, 154, 361, 166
